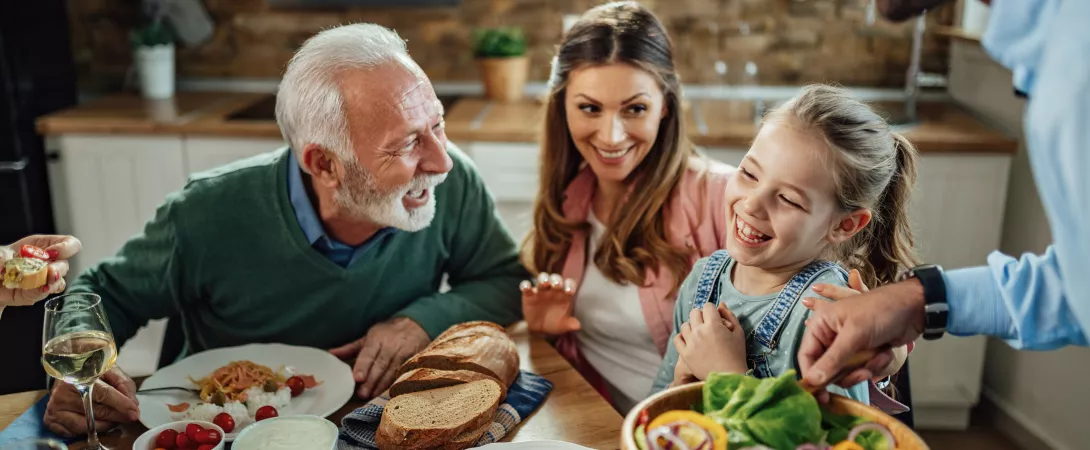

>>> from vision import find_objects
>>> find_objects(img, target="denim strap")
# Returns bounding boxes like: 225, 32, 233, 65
751, 260, 848, 350
691, 250, 732, 310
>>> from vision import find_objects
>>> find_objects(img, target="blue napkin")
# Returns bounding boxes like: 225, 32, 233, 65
0, 394, 77, 446
337, 371, 553, 450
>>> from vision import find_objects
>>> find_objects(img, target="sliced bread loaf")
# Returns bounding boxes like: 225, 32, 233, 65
376, 379, 502, 449
390, 368, 508, 401
398, 322, 519, 388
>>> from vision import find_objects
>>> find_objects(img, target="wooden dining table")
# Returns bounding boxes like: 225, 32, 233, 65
0, 322, 625, 449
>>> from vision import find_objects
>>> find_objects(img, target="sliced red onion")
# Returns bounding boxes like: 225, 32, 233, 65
647, 425, 691, 450
848, 422, 896, 448
795, 444, 825, 450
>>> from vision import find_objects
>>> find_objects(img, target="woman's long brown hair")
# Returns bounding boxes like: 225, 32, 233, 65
520, 1, 697, 295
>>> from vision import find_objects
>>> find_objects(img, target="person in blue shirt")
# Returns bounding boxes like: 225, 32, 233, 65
799, 0, 1090, 393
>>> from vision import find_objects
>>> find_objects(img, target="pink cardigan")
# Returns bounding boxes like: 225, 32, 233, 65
553, 158, 735, 398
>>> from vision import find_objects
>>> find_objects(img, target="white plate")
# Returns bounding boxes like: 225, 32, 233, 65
476, 442, 596, 450
136, 343, 354, 442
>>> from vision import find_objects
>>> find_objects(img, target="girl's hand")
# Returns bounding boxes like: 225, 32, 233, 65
520, 272, 580, 335
674, 302, 748, 380
802, 269, 911, 381
670, 357, 699, 387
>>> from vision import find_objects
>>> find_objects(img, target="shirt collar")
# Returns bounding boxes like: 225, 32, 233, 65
287, 150, 327, 247
981, 0, 1061, 96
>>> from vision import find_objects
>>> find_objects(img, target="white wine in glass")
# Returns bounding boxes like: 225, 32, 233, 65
42, 293, 117, 450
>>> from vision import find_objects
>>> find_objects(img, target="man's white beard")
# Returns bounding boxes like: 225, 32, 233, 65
332, 157, 448, 232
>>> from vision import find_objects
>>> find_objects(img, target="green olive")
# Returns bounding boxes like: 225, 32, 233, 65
210, 390, 226, 406
264, 379, 279, 393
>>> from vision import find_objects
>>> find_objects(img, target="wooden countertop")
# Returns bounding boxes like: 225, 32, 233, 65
36, 91, 1018, 154
0, 322, 624, 449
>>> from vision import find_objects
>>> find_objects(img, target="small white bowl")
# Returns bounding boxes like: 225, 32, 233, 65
232, 415, 339, 450
133, 420, 226, 450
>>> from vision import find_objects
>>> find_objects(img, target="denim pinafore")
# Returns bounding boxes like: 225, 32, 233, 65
689, 250, 848, 378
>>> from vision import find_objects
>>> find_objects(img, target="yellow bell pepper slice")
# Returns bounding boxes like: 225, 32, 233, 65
647, 410, 727, 450
832, 441, 866, 450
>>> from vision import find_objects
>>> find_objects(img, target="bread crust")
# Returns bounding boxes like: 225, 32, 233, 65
391, 368, 508, 401
397, 322, 519, 388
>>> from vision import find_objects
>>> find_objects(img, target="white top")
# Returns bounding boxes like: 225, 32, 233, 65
573, 211, 664, 414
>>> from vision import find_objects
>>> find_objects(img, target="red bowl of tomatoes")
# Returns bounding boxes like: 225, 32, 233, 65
134, 420, 226, 450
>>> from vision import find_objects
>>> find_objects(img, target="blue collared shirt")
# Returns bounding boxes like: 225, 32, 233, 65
287, 151, 397, 268
942, 0, 1089, 349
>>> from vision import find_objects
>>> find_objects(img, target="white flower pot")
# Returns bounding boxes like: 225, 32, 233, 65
135, 44, 175, 100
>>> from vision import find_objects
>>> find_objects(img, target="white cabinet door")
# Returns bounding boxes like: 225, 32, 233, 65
908, 153, 1012, 429
54, 135, 188, 279
184, 137, 285, 174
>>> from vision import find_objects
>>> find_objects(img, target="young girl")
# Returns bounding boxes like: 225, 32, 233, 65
650, 84, 917, 409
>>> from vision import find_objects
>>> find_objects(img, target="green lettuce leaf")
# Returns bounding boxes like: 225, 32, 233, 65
820, 409, 892, 450
702, 371, 825, 450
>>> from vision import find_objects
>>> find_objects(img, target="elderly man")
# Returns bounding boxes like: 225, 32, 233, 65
43, 23, 525, 436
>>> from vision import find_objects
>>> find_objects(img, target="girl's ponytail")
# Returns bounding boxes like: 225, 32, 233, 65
863, 133, 920, 286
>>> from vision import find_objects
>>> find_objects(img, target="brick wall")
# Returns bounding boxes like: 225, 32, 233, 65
69, 0, 954, 89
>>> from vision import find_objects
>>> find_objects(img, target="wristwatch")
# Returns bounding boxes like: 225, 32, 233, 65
901, 264, 948, 340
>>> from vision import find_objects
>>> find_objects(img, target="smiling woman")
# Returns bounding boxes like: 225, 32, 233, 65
517, 1, 736, 414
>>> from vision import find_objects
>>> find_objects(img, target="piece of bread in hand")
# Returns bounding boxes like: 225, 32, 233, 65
376, 379, 502, 450
397, 322, 519, 388
3, 257, 48, 289
391, 368, 509, 402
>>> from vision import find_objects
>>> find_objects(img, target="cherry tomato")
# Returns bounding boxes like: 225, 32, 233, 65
637, 409, 650, 427
175, 433, 192, 449
197, 446, 216, 450
255, 405, 278, 421
19, 245, 49, 260
286, 376, 305, 397
185, 423, 204, 443
194, 428, 221, 445
212, 412, 235, 433
155, 428, 178, 448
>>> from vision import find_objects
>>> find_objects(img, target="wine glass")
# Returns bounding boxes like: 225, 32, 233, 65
42, 293, 117, 450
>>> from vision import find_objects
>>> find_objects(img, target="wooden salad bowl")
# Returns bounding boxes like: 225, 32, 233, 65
620, 381, 929, 450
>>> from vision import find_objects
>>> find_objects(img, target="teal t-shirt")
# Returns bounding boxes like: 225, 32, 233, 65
651, 257, 870, 404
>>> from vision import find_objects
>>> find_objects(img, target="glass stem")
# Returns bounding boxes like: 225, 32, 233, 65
75, 382, 101, 449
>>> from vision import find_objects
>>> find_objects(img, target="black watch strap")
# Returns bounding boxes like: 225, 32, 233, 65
909, 264, 948, 340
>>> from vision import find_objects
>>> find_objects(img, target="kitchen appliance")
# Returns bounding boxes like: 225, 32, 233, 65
0, 0, 79, 395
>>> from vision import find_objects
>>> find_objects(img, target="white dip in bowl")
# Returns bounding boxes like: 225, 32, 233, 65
231, 415, 339, 450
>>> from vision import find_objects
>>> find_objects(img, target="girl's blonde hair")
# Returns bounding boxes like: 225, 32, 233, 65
520, 1, 696, 295
767, 84, 920, 287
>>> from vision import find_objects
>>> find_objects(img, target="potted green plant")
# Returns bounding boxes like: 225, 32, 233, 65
473, 26, 529, 103
131, 19, 176, 99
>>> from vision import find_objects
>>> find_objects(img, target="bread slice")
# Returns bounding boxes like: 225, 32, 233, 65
376, 420, 492, 450
391, 368, 508, 402
376, 379, 502, 449
398, 323, 519, 388
2, 257, 48, 289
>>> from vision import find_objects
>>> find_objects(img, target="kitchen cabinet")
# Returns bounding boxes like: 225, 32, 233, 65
184, 137, 286, 173
47, 135, 188, 279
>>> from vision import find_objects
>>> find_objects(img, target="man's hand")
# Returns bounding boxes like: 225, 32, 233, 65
1, 235, 81, 307
798, 279, 927, 393
802, 269, 912, 383
329, 316, 431, 399
520, 272, 580, 336
44, 367, 139, 437
674, 303, 749, 380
